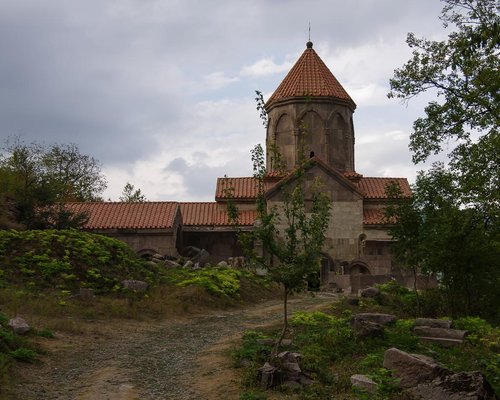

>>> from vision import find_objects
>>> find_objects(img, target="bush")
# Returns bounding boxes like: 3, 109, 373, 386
9, 348, 36, 363
232, 330, 271, 367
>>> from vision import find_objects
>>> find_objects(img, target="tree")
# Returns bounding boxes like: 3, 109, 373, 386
385, 163, 500, 320
0, 138, 106, 228
244, 145, 330, 354
388, 0, 499, 215
119, 182, 147, 202
42, 143, 107, 202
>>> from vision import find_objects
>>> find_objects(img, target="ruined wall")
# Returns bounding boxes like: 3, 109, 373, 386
182, 230, 244, 263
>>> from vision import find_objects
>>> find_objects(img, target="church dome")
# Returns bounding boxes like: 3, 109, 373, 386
265, 42, 355, 111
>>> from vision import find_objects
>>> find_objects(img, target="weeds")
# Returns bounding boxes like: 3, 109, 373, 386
9, 348, 36, 363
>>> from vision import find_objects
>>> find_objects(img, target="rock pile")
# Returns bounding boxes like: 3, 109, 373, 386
350, 312, 397, 338
258, 351, 314, 390
383, 348, 496, 399
412, 318, 468, 347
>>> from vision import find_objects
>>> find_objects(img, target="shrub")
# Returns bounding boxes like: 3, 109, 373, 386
9, 348, 36, 363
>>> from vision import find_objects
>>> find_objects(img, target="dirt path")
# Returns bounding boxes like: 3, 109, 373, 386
10, 293, 339, 400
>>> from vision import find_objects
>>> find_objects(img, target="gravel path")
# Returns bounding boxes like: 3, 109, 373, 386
11, 294, 338, 400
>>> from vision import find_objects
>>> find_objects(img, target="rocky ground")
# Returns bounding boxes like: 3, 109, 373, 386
7, 294, 337, 400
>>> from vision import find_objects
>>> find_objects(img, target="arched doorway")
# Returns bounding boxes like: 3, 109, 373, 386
349, 261, 371, 275
306, 253, 333, 290
137, 248, 157, 260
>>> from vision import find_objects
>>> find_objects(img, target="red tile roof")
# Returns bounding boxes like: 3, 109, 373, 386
363, 208, 386, 225
180, 202, 257, 227
65, 202, 179, 230
215, 177, 259, 200
358, 177, 411, 199
216, 174, 410, 201
266, 42, 354, 109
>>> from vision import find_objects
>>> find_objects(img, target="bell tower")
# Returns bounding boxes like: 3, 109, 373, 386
265, 41, 357, 173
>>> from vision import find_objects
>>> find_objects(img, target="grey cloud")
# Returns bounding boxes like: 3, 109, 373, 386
1, 0, 445, 200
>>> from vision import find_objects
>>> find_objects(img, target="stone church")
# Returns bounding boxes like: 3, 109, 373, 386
68, 41, 412, 291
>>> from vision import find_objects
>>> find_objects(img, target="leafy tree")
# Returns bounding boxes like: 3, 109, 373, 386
242, 94, 331, 352
0, 138, 106, 228
119, 182, 147, 202
388, 0, 499, 215
385, 164, 500, 320
42, 143, 107, 202
244, 145, 330, 354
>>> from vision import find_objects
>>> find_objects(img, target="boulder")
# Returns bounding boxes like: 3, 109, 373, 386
383, 348, 450, 388
360, 287, 380, 298
407, 371, 496, 400
351, 319, 385, 339
121, 280, 148, 292
164, 259, 181, 269
277, 351, 301, 363
181, 246, 210, 267
351, 374, 378, 393
145, 260, 159, 268
258, 362, 278, 388
352, 313, 397, 326
256, 338, 275, 346
183, 260, 194, 269
217, 261, 228, 267
414, 318, 452, 329
8, 317, 30, 335
413, 327, 468, 340
79, 288, 95, 301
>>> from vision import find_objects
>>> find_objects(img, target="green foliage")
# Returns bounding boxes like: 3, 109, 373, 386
232, 330, 271, 367
0, 229, 163, 293
119, 182, 147, 202
170, 268, 242, 297
385, 164, 500, 321
388, 0, 499, 213
246, 140, 331, 342
454, 316, 494, 335
240, 391, 268, 400
36, 327, 55, 339
0, 137, 106, 228
291, 311, 354, 383
163, 267, 273, 301
9, 347, 36, 363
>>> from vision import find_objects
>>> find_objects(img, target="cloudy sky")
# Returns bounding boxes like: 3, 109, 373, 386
0, 0, 449, 201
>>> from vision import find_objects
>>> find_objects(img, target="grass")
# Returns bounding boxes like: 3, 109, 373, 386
232, 283, 500, 399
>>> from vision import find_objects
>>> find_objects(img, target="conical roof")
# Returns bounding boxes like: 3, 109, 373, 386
265, 42, 355, 109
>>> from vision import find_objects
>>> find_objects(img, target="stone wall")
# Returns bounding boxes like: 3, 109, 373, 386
93, 230, 179, 257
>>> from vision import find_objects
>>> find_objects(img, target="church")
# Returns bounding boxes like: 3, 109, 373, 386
68, 41, 412, 291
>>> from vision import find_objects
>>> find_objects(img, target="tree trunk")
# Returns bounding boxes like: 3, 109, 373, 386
271, 285, 289, 357
412, 266, 421, 316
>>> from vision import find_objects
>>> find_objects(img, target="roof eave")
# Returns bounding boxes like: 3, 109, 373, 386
265, 95, 356, 113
